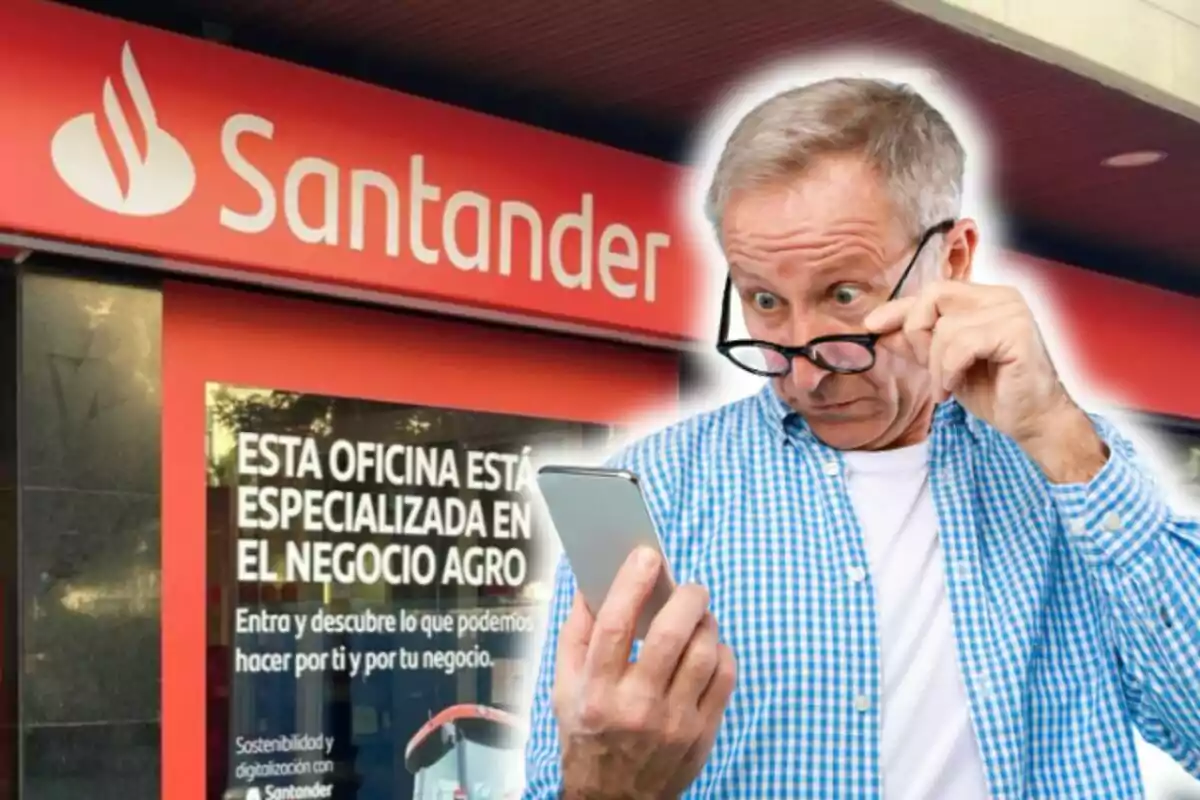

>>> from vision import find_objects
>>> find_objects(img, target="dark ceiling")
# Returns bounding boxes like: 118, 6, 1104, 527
59, 0, 1200, 295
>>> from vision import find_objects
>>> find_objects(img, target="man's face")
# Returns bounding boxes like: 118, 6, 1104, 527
720, 152, 951, 450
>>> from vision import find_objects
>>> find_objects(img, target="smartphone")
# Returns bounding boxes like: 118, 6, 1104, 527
536, 465, 675, 639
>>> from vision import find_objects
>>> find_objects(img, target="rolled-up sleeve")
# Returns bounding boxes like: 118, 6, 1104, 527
1049, 415, 1200, 776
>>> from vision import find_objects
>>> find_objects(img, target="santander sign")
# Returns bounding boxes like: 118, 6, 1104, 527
215, 110, 670, 304
3, 0, 695, 341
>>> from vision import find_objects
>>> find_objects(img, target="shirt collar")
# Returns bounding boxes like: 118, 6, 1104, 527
752, 381, 986, 445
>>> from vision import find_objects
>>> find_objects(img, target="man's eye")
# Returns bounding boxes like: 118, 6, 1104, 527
832, 285, 863, 305
752, 292, 780, 311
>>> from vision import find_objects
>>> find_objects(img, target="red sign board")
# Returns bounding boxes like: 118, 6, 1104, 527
0, 0, 702, 343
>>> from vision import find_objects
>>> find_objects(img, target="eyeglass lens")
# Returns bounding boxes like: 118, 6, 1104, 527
723, 339, 875, 376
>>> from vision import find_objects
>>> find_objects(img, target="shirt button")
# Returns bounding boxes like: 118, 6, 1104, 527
1069, 519, 1086, 535
847, 566, 867, 584
852, 694, 871, 713
822, 461, 840, 477
1103, 512, 1122, 531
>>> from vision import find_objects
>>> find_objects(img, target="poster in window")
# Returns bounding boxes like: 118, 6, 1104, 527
204, 383, 607, 800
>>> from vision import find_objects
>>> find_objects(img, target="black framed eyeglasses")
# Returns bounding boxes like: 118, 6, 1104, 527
716, 219, 956, 377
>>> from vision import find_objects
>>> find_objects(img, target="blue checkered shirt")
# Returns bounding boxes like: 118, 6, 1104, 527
522, 383, 1200, 798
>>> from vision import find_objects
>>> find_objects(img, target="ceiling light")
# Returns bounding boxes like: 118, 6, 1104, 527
1101, 150, 1167, 168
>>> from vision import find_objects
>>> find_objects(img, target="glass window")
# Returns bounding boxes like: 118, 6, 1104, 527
17, 262, 163, 799
205, 383, 606, 800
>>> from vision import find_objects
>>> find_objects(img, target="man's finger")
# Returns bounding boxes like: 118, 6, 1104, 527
902, 283, 951, 346
862, 296, 916, 335
583, 547, 665, 681
877, 291, 953, 367
664, 612, 721, 707
865, 280, 982, 336
556, 590, 596, 679
928, 306, 1013, 399
927, 313, 971, 396
940, 316, 1021, 397
938, 330, 990, 399
698, 643, 738, 719
634, 586, 711, 691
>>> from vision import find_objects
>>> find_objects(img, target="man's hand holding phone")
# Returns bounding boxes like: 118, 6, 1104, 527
552, 547, 737, 800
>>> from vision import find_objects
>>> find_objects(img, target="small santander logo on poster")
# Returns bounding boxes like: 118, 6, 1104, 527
50, 42, 196, 216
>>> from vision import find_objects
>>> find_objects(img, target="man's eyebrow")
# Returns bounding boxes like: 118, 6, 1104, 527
728, 263, 778, 287
728, 255, 888, 288
807, 260, 883, 282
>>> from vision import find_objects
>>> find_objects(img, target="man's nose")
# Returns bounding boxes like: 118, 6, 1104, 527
781, 314, 836, 393
787, 353, 828, 393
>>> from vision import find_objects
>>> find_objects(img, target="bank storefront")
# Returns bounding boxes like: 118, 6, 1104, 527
0, 1, 693, 798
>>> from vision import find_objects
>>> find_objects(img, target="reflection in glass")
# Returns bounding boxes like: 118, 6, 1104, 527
406, 706, 525, 800
20, 270, 161, 493
17, 266, 163, 797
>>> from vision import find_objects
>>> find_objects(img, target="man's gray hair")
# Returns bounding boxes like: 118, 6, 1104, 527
705, 77, 966, 240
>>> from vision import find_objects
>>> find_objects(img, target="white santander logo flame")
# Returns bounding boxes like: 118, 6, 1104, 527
51, 42, 196, 216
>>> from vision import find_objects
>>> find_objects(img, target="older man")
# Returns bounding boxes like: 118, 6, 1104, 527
521, 78, 1200, 798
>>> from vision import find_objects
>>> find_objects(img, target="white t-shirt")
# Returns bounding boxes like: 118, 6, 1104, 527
841, 441, 991, 800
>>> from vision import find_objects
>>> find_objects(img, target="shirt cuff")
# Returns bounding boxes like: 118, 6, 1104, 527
1048, 432, 1171, 567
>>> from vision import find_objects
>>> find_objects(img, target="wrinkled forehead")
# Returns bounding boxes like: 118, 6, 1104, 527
718, 155, 908, 283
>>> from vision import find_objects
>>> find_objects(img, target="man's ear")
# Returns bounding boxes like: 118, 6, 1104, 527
943, 219, 979, 282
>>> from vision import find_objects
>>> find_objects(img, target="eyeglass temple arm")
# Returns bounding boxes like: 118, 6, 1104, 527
718, 276, 732, 342
885, 219, 957, 303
